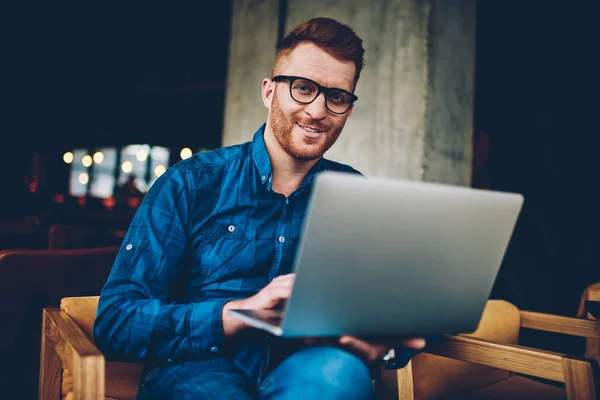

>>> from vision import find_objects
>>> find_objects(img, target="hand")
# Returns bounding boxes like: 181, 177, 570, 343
238, 274, 296, 310
337, 335, 426, 365
222, 274, 295, 336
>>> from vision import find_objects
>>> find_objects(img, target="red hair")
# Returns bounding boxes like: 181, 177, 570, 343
273, 17, 365, 90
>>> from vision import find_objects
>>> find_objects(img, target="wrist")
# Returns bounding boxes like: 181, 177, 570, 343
222, 299, 248, 337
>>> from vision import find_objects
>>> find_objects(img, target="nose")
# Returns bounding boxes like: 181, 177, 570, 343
304, 92, 327, 121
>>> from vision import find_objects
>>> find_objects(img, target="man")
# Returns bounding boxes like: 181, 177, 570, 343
94, 17, 426, 399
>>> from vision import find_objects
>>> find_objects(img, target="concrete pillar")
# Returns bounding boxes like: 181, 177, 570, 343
222, 0, 278, 147
222, 0, 475, 186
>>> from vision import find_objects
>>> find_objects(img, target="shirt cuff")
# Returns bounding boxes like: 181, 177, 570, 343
188, 299, 230, 358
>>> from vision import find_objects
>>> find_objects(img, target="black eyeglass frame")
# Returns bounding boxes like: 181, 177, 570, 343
272, 75, 358, 115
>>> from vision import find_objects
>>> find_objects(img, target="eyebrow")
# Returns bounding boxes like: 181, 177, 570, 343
286, 75, 353, 93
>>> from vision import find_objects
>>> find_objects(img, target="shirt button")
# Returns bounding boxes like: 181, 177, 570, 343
228, 225, 235, 233
210, 346, 219, 353
261, 175, 267, 182
285, 198, 289, 205
125, 244, 133, 250
278, 236, 285, 243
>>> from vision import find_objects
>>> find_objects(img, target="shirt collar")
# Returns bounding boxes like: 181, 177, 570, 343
252, 124, 273, 185
252, 123, 327, 192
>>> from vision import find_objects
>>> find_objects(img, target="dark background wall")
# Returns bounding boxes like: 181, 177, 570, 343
475, 2, 598, 321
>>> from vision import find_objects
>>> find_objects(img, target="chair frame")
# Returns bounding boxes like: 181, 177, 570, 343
39, 308, 600, 400
584, 286, 600, 362
396, 310, 600, 400
39, 308, 105, 400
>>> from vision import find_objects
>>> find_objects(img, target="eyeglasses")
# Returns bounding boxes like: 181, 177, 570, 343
272, 75, 358, 115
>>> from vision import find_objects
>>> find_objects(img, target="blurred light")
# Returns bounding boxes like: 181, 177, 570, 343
154, 165, 166, 177
93, 151, 104, 164
136, 149, 149, 162
53, 194, 65, 203
151, 146, 169, 160
180, 147, 192, 160
127, 197, 142, 208
63, 152, 74, 164
29, 182, 37, 193
102, 197, 116, 211
82, 155, 92, 167
121, 161, 133, 173
77, 197, 87, 206
78, 173, 89, 184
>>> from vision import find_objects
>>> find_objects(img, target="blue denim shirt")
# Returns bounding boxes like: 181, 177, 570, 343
93, 124, 362, 382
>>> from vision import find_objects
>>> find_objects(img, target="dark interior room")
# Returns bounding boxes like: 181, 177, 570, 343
2, 1, 599, 399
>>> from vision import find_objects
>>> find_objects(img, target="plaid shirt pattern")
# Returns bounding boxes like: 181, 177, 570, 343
93, 124, 360, 381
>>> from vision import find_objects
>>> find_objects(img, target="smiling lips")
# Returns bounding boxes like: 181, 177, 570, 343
297, 123, 326, 137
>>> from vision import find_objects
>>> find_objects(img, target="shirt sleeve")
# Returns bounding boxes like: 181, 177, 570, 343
93, 165, 227, 362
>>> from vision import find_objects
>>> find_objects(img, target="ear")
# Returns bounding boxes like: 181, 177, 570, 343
262, 78, 274, 109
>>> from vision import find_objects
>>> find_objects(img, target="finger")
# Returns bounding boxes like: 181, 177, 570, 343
360, 336, 427, 350
267, 279, 295, 290
272, 274, 296, 283
266, 278, 296, 291
265, 286, 293, 299
260, 287, 293, 307
339, 335, 387, 363
341, 335, 389, 354
399, 337, 426, 349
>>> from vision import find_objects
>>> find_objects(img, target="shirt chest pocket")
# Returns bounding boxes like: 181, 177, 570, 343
201, 222, 255, 281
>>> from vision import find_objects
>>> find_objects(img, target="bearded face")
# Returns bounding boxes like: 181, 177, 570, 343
268, 88, 346, 161
263, 43, 356, 162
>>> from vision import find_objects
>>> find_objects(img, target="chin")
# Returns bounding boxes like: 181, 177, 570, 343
289, 143, 325, 161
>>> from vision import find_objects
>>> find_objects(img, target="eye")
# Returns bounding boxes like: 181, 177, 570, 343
294, 83, 314, 93
328, 91, 349, 104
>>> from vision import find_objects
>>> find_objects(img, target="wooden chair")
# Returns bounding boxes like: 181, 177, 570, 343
40, 298, 600, 400
578, 282, 600, 363
380, 300, 600, 399
0, 247, 118, 399
40, 296, 142, 400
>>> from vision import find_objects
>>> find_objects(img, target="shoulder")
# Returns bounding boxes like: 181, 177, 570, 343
176, 142, 251, 172
141, 142, 251, 202
168, 142, 252, 186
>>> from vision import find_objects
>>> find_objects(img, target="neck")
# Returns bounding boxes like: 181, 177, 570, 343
263, 124, 320, 197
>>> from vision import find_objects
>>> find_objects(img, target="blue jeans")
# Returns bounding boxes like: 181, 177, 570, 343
136, 346, 374, 400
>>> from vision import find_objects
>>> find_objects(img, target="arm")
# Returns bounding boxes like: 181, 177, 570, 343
93, 166, 229, 362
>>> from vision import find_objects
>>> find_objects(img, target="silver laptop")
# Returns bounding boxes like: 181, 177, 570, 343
228, 171, 524, 337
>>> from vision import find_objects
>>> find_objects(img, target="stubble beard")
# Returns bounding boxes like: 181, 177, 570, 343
269, 92, 344, 161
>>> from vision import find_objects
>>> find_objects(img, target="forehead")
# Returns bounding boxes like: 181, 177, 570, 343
278, 42, 355, 91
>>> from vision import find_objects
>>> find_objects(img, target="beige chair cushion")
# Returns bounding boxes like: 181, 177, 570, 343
61, 296, 143, 400
441, 375, 566, 400
411, 300, 521, 400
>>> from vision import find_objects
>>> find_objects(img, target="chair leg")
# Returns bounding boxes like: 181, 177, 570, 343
396, 360, 415, 400
585, 289, 600, 364
39, 310, 62, 400
561, 356, 599, 400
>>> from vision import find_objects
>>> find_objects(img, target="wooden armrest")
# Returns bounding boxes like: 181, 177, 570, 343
39, 308, 105, 400
424, 334, 598, 399
520, 311, 600, 339
426, 334, 567, 381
